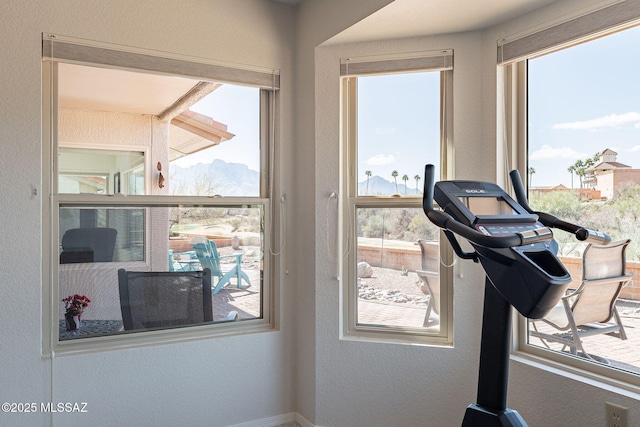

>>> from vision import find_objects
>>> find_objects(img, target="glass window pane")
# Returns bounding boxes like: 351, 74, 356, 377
356, 72, 440, 196
169, 84, 261, 197
47, 48, 274, 351
60, 207, 144, 263
356, 207, 441, 330
58, 204, 264, 340
527, 24, 640, 374
56, 62, 261, 198
58, 148, 145, 195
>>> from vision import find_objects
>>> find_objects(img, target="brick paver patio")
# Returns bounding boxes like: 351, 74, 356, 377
356, 297, 640, 374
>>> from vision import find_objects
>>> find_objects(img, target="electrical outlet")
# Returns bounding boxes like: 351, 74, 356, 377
606, 402, 628, 427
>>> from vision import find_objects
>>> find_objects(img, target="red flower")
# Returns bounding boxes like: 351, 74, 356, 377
62, 294, 91, 315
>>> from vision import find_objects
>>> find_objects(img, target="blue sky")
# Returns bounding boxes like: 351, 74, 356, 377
175, 24, 640, 191
173, 84, 261, 170
356, 25, 640, 190
356, 71, 440, 190
178, 71, 441, 192
528, 25, 640, 187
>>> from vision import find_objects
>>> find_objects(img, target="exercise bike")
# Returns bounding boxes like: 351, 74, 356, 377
421, 164, 609, 427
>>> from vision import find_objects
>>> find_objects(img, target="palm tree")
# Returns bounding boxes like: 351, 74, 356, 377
572, 154, 599, 188
567, 164, 576, 188
573, 159, 586, 188
402, 174, 409, 195
528, 167, 536, 186
365, 170, 372, 195
414, 174, 421, 194
575, 153, 600, 188
391, 170, 399, 194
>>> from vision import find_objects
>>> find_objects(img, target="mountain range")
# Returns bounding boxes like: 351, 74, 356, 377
169, 160, 422, 197
358, 175, 423, 196
169, 159, 259, 196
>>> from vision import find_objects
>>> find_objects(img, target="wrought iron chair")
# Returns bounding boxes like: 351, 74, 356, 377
118, 268, 213, 330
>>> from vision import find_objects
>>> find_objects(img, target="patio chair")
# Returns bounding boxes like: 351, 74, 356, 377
60, 227, 117, 263
192, 239, 251, 294
118, 268, 213, 330
416, 239, 440, 327
168, 250, 199, 271
168, 250, 179, 271
530, 239, 633, 360
416, 270, 440, 327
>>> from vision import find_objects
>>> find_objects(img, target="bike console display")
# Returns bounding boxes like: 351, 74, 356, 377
435, 180, 551, 241
427, 173, 571, 319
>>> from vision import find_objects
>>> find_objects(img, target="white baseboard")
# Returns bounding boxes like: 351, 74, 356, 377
230, 412, 313, 427
294, 413, 316, 427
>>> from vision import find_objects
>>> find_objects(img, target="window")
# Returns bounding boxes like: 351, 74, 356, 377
498, 3, 640, 384
58, 148, 145, 195
340, 50, 454, 345
42, 35, 279, 353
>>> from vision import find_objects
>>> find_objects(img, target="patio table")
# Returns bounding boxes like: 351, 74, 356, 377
59, 319, 123, 340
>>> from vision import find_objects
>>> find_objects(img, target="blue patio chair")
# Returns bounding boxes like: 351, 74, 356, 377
192, 239, 251, 294
168, 250, 179, 271
169, 250, 201, 271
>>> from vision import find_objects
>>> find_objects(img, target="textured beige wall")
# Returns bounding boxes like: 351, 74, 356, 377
0, 1, 297, 426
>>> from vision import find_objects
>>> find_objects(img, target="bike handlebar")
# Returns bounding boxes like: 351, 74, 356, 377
422, 164, 611, 250
509, 169, 610, 245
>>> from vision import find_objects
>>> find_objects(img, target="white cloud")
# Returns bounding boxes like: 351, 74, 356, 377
530, 144, 583, 160
553, 112, 640, 130
366, 154, 396, 165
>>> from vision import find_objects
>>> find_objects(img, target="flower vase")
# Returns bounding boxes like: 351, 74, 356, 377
65, 313, 82, 330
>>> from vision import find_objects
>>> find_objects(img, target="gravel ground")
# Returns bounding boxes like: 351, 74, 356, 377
213, 250, 434, 318
217, 246, 426, 305
358, 266, 430, 308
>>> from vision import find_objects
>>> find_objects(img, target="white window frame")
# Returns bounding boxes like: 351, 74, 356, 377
41, 35, 280, 356
497, 3, 640, 389
340, 50, 455, 346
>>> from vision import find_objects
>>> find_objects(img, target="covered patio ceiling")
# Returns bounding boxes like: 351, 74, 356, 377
57, 62, 234, 160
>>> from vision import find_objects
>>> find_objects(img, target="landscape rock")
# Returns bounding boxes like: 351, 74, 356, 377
357, 261, 373, 278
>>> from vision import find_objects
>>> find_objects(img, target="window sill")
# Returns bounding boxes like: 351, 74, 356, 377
44, 319, 275, 357
341, 325, 453, 348
511, 350, 640, 399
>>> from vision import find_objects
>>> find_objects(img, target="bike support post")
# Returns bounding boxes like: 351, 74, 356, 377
461, 278, 528, 427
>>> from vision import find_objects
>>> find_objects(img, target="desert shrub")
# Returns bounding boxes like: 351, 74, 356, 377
529, 190, 583, 220
361, 214, 385, 238
529, 188, 640, 260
